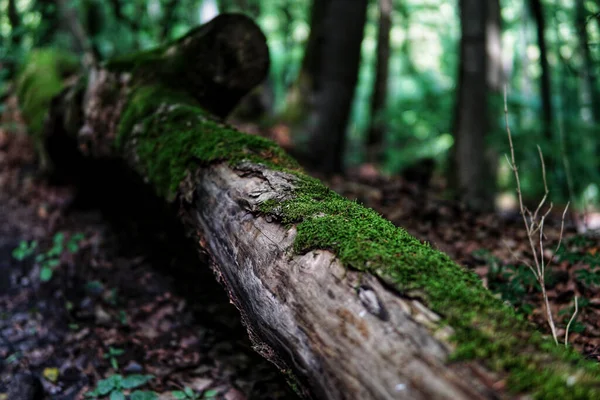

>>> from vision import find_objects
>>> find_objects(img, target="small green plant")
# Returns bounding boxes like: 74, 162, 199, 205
172, 387, 200, 399
104, 347, 125, 371
12, 240, 38, 261
12, 232, 85, 282
118, 310, 128, 325
172, 387, 218, 399
5, 351, 22, 365
85, 374, 156, 400
201, 389, 218, 399
556, 235, 600, 289
472, 249, 537, 314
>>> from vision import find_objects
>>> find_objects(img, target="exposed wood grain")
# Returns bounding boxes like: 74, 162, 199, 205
184, 163, 501, 399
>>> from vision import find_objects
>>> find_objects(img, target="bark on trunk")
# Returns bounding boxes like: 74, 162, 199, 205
307, 0, 368, 174
451, 0, 492, 211
529, 0, 553, 142
366, 0, 392, 164
282, 0, 329, 126
21, 13, 600, 400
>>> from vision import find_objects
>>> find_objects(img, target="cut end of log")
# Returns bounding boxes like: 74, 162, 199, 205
178, 13, 270, 116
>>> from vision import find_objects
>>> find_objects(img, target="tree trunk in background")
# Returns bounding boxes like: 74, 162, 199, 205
51, 0, 95, 57
8, 0, 22, 48
452, 0, 491, 211
160, 0, 179, 41
366, 0, 392, 165
528, 0, 553, 143
485, 0, 504, 197
576, 0, 600, 126
5, 0, 22, 78
33, 0, 61, 47
307, 0, 368, 174
486, 0, 504, 91
282, 0, 330, 125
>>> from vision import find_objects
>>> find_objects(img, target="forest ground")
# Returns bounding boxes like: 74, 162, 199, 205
0, 97, 296, 399
1, 96, 599, 399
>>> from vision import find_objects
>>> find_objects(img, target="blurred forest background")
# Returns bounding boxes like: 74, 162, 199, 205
1, 0, 599, 212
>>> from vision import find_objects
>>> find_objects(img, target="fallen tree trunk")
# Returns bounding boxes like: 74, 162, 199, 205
18, 14, 600, 400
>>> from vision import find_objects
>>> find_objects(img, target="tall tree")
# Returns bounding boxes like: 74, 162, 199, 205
283, 0, 330, 123
160, 0, 179, 41
307, 0, 368, 173
576, 0, 600, 126
366, 0, 392, 165
451, 0, 491, 210
528, 0, 552, 142
32, 0, 61, 47
485, 0, 505, 189
7, 0, 22, 48
486, 0, 504, 91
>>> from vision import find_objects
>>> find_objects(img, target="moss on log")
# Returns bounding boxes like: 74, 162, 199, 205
16, 49, 80, 136
17, 14, 600, 400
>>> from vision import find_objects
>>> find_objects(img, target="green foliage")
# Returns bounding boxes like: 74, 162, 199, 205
471, 249, 540, 315
85, 374, 156, 400
15, 49, 79, 136
12, 232, 84, 282
104, 347, 125, 371
172, 387, 217, 399
12, 240, 38, 261
117, 84, 298, 198
556, 235, 600, 289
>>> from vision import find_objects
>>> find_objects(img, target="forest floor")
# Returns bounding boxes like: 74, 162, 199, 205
1, 98, 599, 399
0, 99, 296, 400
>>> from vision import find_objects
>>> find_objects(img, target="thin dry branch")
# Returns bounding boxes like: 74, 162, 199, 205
503, 86, 573, 345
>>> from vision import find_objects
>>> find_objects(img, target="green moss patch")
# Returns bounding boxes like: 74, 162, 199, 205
118, 84, 299, 197
16, 48, 79, 136
260, 175, 600, 399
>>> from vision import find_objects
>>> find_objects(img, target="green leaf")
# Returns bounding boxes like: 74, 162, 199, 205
110, 390, 126, 400
130, 390, 158, 400
40, 266, 53, 282
71, 232, 85, 241
47, 245, 63, 257
121, 374, 153, 389
67, 233, 85, 252
12, 240, 37, 261
172, 391, 188, 399
97, 377, 117, 395
53, 232, 65, 246
109, 347, 125, 356
202, 389, 218, 399
184, 387, 196, 397
44, 258, 60, 268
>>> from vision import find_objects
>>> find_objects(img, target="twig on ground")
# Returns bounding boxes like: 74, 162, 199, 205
565, 296, 578, 347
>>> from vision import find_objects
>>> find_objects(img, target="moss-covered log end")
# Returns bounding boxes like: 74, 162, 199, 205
118, 84, 299, 198
106, 13, 270, 118
16, 48, 79, 136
